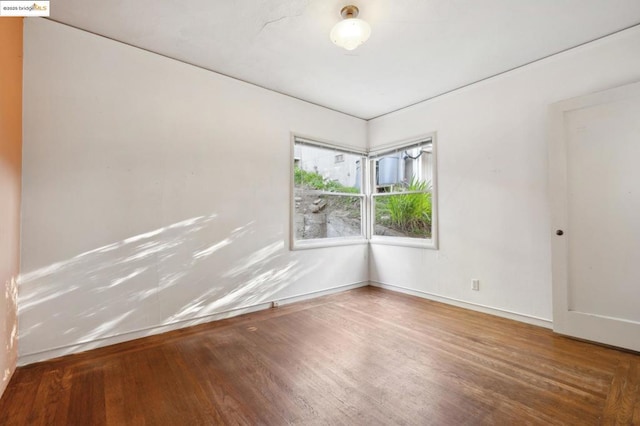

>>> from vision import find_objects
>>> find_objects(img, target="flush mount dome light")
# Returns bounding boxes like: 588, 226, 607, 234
330, 5, 371, 51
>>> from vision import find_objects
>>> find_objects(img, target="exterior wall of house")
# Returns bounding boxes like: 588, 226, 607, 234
294, 144, 361, 189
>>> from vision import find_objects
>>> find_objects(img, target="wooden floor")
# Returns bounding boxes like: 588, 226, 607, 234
1, 287, 639, 425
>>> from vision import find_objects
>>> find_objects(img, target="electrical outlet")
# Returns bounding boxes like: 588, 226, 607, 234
272, 301, 280, 308
471, 279, 480, 291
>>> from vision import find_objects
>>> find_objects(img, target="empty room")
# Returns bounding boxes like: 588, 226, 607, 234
1, 1, 640, 424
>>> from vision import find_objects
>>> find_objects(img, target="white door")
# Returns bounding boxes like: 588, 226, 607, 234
549, 81, 640, 352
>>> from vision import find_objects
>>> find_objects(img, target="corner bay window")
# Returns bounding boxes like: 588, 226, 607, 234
291, 135, 437, 249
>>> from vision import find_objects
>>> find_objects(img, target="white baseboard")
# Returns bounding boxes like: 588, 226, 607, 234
18, 281, 368, 366
370, 281, 552, 329
276, 281, 368, 306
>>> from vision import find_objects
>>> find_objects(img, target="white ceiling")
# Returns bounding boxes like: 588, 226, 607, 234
49, 0, 640, 119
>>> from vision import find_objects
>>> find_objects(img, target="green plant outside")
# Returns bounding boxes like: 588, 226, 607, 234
294, 166, 359, 193
376, 177, 432, 238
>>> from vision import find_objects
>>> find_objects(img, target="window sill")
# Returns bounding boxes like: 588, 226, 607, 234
369, 236, 438, 250
291, 236, 438, 250
291, 237, 368, 251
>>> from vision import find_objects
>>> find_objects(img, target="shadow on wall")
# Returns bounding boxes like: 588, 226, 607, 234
18, 214, 316, 358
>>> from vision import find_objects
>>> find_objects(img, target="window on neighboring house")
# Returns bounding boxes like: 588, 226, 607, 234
291, 135, 437, 249
291, 137, 366, 249
370, 138, 437, 248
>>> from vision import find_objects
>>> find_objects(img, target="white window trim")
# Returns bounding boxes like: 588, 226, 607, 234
289, 132, 438, 250
293, 191, 368, 250
290, 133, 368, 250
368, 134, 438, 250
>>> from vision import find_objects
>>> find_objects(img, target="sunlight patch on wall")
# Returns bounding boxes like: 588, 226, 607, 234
3, 275, 18, 382
223, 240, 284, 278
108, 267, 147, 289
18, 214, 221, 354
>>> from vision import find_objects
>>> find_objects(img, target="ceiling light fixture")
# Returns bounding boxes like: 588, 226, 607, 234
330, 5, 371, 51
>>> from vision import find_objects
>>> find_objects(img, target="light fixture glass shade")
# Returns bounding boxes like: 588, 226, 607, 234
330, 18, 371, 51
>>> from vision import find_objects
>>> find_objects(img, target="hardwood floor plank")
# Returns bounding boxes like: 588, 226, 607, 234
0, 368, 42, 424
1, 286, 639, 425
603, 357, 640, 425
161, 344, 246, 425
103, 360, 128, 425
66, 364, 106, 425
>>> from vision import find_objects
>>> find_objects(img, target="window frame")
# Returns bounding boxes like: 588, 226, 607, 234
368, 136, 438, 249
290, 134, 369, 250
289, 133, 438, 250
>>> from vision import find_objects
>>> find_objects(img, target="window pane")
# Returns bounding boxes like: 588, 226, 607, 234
374, 141, 433, 194
294, 144, 362, 193
294, 192, 362, 240
374, 192, 432, 239
372, 139, 435, 243
293, 140, 364, 245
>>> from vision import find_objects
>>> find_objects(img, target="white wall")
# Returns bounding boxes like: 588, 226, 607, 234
368, 26, 640, 324
20, 19, 368, 364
